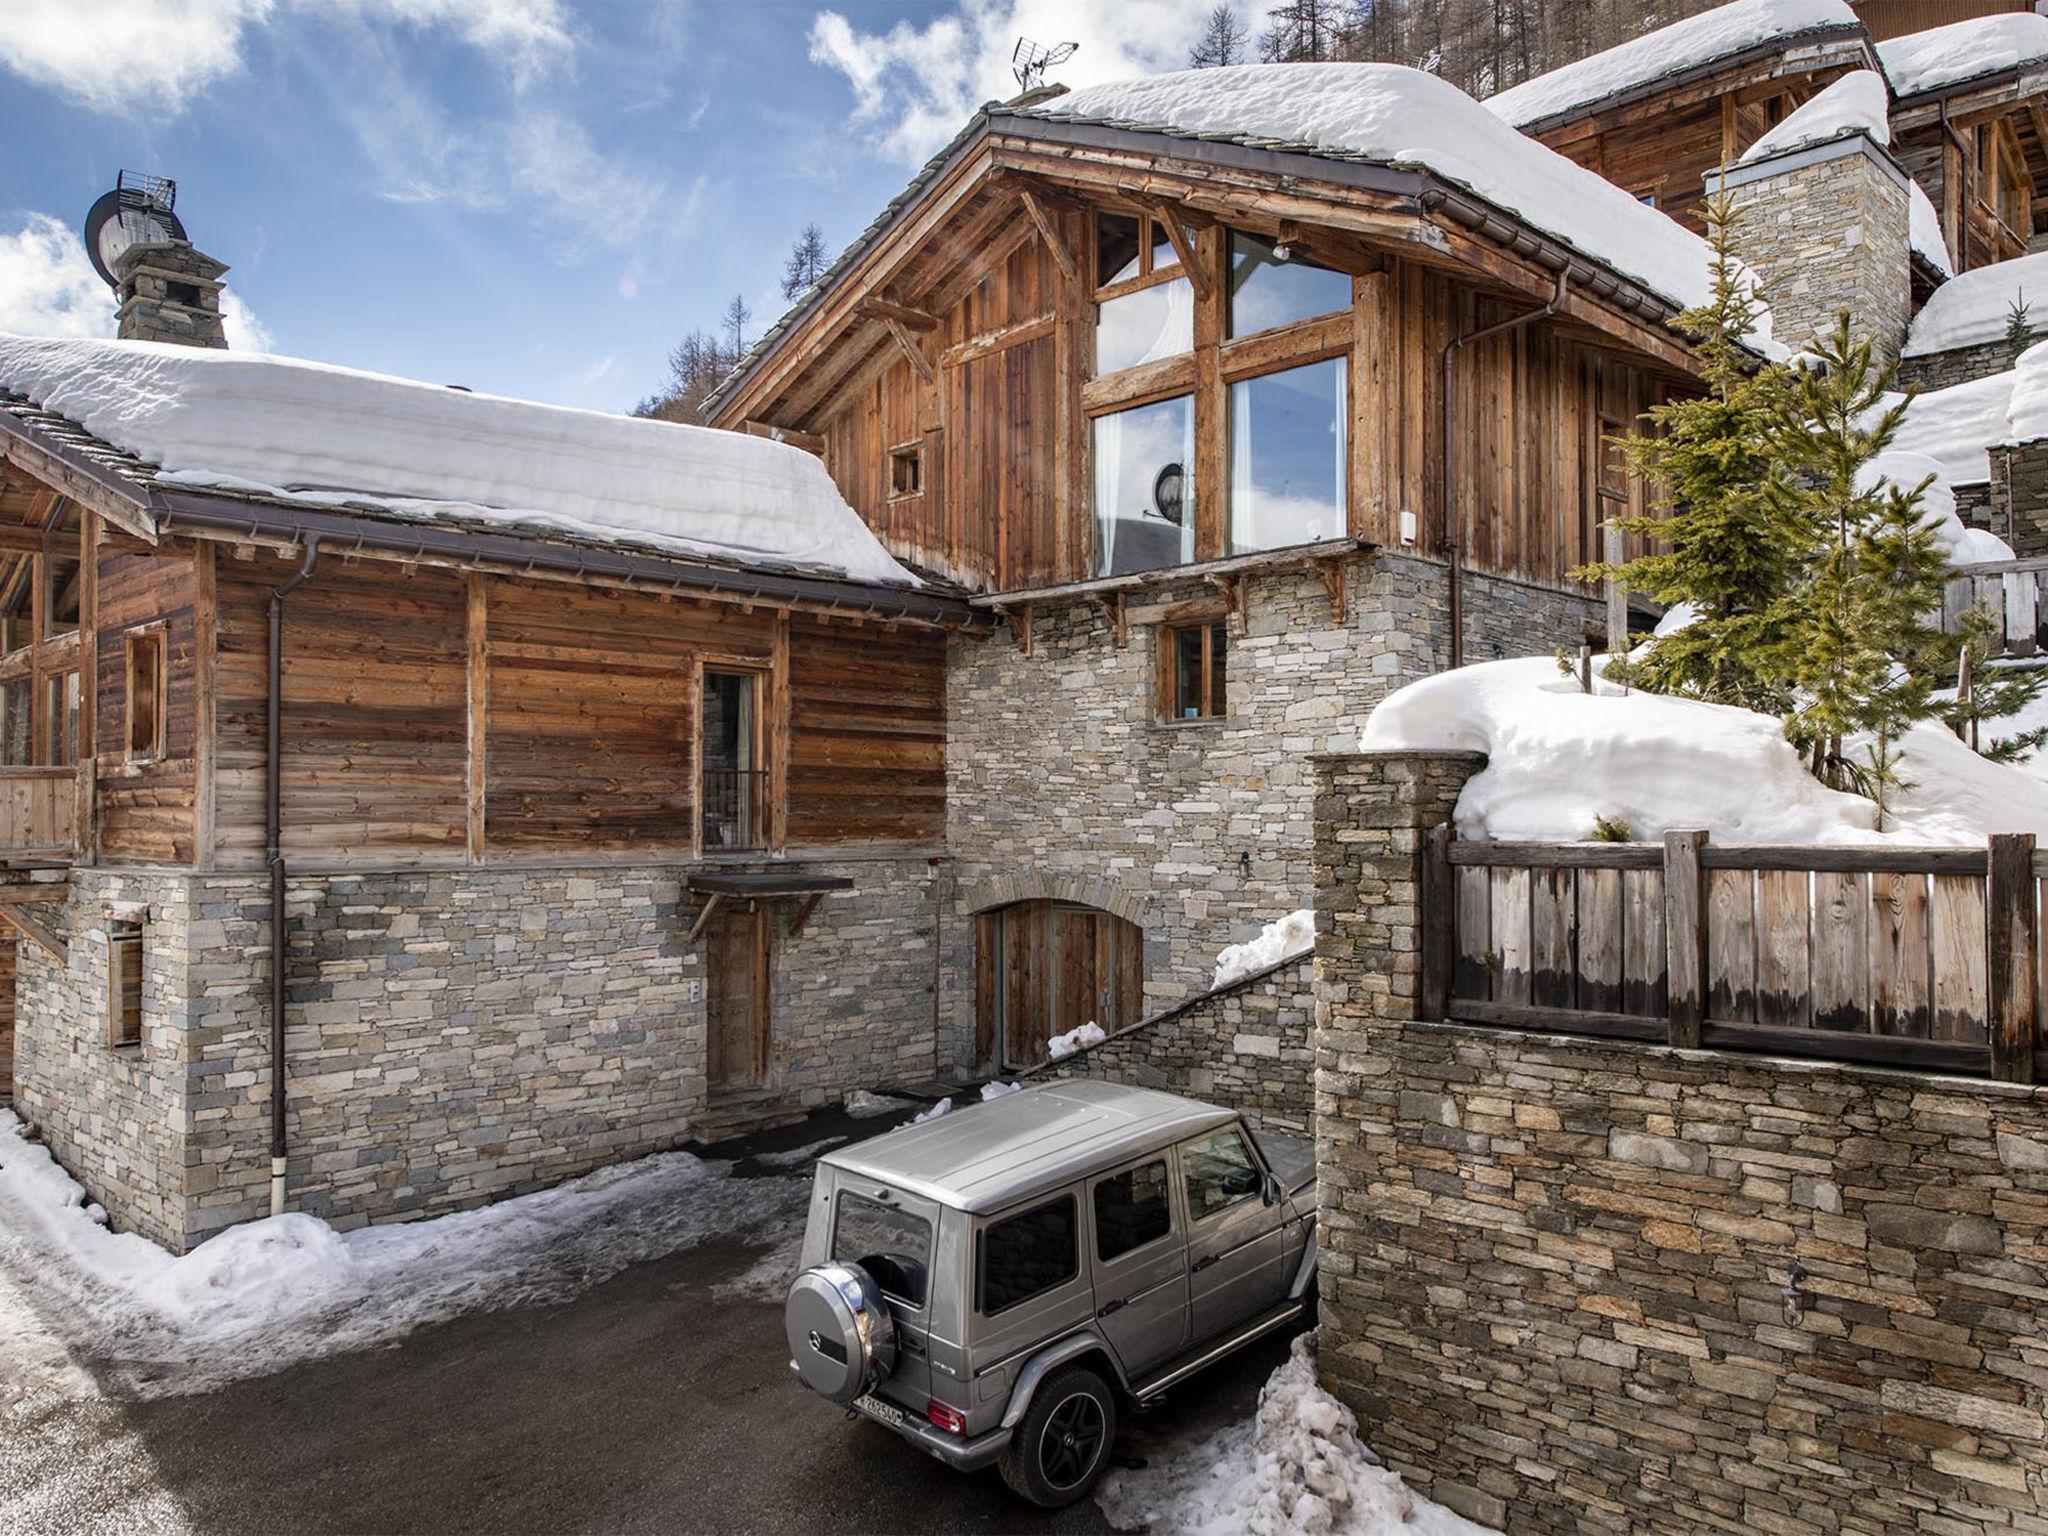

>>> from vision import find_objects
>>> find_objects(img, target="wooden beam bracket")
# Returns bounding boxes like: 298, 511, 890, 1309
788, 891, 826, 938
1314, 554, 1347, 624
858, 298, 939, 332
996, 602, 1035, 657
686, 891, 726, 944
3, 905, 65, 960
880, 316, 937, 387
1093, 590, 1127, 648
1144, 201, 1211, 301
1020, 190, 1080, 288
1206, 573, 1246, 634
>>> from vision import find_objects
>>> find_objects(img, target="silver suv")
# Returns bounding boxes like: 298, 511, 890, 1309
783, 1081, 1316, 1507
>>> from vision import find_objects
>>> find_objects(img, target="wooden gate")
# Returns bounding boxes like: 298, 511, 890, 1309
706, 902, 770, 1092
977, 900, 1143, 1069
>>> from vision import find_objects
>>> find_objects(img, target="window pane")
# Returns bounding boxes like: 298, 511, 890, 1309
1096, 213, 1141, 288
1095, 1160, 1172, 1262
701, 671, 760, 851
832, 1193, 932, 1307
980, 1196, 1078, 1315
1208, 624, 1227, 717
1150, 220, 1181, 273
1093, 395, 1195, 578
1095, 278, 1193, 376
1183, 1130, 1260, 1222
1228, 233, 1350, 338
1229, 357, 1347, 555
1172, 627, 1204, 720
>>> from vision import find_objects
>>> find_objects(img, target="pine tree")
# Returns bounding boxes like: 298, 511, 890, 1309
1944, 610, 2048, 763
2007, 291, 2035, 363
1189, 4, 1250, 66
1576, 198, 1806, 714
721, 293, 753, 358
1258, 0, 1345, 61
781, 224, 832, 302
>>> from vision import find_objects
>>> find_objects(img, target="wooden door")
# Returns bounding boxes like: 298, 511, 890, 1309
1055, 909, 1103, 1039
706, 903, 769, 1093
1003, 901, 1049, 1069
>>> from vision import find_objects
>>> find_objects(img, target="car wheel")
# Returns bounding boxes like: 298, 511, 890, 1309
999, 1365, 1117, 1509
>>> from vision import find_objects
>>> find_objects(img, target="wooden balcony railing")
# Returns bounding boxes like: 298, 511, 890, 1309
0, 767, 76, 859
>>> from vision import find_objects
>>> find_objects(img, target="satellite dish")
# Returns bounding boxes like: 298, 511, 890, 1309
83, 171, 187, 290
1153, 461, 1185, 526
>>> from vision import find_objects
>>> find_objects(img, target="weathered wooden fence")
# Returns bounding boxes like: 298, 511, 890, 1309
1422, 828, 2043, 1083
1945, 554, 2047, 658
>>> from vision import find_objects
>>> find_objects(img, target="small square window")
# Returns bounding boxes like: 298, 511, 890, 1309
125, 629, 166, 763
1160, 620, 1227, 722
888, 442, 923, 499
106, 921, 144, 1049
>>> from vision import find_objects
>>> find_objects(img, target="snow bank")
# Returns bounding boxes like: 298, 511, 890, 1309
1096, 1331, 1496, 1536
1214, 908, 1317, 990
1888, 370, 2014, 485
1047, 1022, 1108, 1060
1880, 11, 2048, 98
1360, 657, 2048, 845
1485, 0, 1856, 128
1031, 65, 1766, 335
1903, 252, 2048, 358
0, 334, 914, 587
2003, 337, 2048, 444
1737, 68, 1888, 164
844, 1089, 912, 1119
0, 1108, 803, 1396
1909, 181, 1955, 281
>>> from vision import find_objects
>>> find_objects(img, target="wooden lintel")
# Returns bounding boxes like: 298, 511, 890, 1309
3, 905, 65, 960
1020, 190, 1079, 287
859, 297, 939, 333
0, 882, 68, 905
686, 891, 726, 944
1315, 556, 1347, 623
881, 316, 936, 387
1093, 590, 1127, 647
788, 891, 825, 937
1145, 202, 1211, 301
1207, 573, 1246, 634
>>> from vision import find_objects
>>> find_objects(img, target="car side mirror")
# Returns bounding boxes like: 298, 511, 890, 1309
1261, 1172, 1283, 1208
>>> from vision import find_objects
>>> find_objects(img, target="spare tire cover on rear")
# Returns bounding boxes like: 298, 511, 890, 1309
786, 1262, 898, 1404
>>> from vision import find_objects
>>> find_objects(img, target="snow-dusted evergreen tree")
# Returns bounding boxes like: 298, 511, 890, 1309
781, 224, 832, 302
1259, 0, 1345, 61
1578, 199, 1803, 713
1190, 5, 1250, 65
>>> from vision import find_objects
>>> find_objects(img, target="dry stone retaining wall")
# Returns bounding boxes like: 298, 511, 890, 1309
1901, 340, 2019, 394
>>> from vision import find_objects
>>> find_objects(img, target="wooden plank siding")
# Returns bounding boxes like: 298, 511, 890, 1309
785, 615, 944, 848
94, 547, 200, 864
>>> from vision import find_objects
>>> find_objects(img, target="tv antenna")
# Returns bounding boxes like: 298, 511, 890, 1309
82, 171, 187, 289
1012, 37, 1077, 92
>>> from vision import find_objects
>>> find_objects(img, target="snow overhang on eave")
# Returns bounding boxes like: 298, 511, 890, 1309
1889, 60, 2048, 114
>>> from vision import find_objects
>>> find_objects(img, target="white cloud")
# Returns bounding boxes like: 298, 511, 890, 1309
809, 0, 1219, 164
0, 212, 275, 353
317, 0, 573, 86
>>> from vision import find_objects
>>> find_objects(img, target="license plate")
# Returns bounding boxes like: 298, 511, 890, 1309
854, 1393, 907, 1429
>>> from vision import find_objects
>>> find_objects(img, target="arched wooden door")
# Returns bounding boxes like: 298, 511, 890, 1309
974, 900, 1142, 1070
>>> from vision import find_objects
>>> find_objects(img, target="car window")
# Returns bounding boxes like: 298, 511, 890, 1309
1094, 1159, 1172, 1262
1183, 1129, 1260, 1223
832, 1192, 932, 1307
978, 1196, 1077, 1316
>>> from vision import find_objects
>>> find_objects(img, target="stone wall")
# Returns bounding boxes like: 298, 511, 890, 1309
17, 855, 941, 1251
942, 552, 1597, 1074
1900, 339, 2018, 395
1311, 750, 2048, 1535
1721, 137, 1910, 366
1991, 438, 2048, 558
1030, 954, 1315, 1133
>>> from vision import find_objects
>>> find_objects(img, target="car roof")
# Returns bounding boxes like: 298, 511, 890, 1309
821, 1080, 1238, 1215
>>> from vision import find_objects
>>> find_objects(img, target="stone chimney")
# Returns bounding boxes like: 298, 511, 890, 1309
1711, 133, 1911, 367
112, 240, 229, 349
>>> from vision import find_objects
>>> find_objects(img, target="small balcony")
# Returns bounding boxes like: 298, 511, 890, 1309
0, 766, 78, 862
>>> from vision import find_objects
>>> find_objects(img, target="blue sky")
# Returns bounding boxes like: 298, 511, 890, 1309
0, 0, 1219, 414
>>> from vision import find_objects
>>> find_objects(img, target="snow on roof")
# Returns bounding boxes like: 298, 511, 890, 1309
1903, 251, 2048, 357
1888, 370, 2015, 484
1909, 179, 1954, 280
0, 334, 915, 588
1361, 656, 2048, 845
1031, 64, 1769, 334
1483, 0, 1860, 129
1736, 67, 1888, 163
1879, 11, 2048, 98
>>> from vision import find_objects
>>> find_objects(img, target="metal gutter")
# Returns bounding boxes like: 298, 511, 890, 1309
265, 536, 321, 1218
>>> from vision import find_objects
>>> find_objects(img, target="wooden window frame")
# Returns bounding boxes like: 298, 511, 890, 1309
1093, 208, 1187, 298
886, 439, 924, 501
106, 920, 144, 1049
695, 660, 771, 857
43, 667, 78, 768
1155, 610, 1228, 725
124, 625, 167, 765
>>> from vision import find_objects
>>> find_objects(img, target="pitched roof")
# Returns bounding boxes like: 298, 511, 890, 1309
1903, 251, 2048, 358
1879, 11, 2048, 100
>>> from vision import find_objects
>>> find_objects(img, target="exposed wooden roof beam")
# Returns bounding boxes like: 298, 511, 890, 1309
1142, 201, 1211, 301
1019, 189, 1079, 286
859, 297, 939, 332
880, 316, 936, 386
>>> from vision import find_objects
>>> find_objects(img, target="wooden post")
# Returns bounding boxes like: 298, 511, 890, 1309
1987, 832, 2038, 1083
1420, 823, 1454, 1021
1665, 829, 1708, 1049
1604, 523, 1627, 665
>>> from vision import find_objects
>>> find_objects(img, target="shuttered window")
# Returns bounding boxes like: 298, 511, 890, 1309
106, 922, 144, 1049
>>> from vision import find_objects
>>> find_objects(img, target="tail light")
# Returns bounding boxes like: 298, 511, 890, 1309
926, 1399, 967, 1435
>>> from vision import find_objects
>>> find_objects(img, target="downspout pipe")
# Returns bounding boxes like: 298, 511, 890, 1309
1439, 268, 1571, 667
266, 537, 321, 1217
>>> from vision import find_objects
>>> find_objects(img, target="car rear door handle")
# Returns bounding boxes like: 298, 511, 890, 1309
1097, 1298, 1125, 1318
1192, 1254, 1219, 1273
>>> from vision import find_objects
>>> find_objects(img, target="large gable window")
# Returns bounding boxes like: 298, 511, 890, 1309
1094, 210, 1194, 377
1228, 234, 1350, 339
1092, 395, 1194, 578
1228, 356, 1347, 555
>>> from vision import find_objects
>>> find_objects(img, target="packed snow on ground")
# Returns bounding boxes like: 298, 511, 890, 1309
1031, 65, 1768, 337
0, 334, 914, 587
1361, 656, 2048, 845
1047, 1022, 1108, 1060
1213, 908, 1317, 990
1484, 0, 1855, 129
0, 1108, 805, 1397
1903, 252, 2048, 358
1097, 1331, 1497, 1536
1737, 68, 1887, 164
1880, 10, 2048, 98
1909, 181, 1955, 281
1889, 370, 2015, 487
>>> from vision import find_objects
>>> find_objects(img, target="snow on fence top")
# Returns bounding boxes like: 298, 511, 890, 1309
1909, 181, 1955, 280
1879, 11, 2048, 98
1034, 65, 1767, 333
1889, 370, 2016, 485
1736, 68, 1888, 164
1483, 0, 1859, 129
1902, 251, 2048, 358
0, 334, 915, 588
